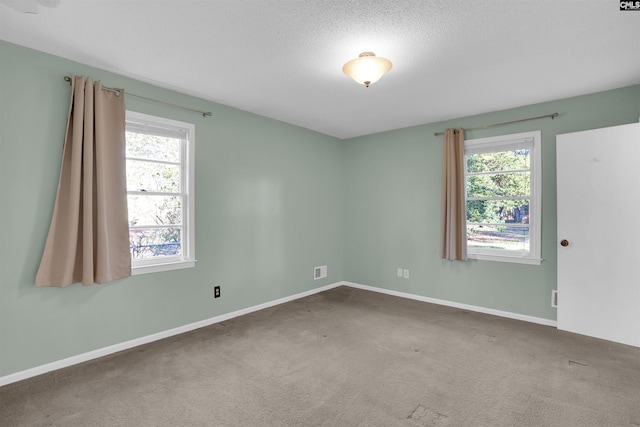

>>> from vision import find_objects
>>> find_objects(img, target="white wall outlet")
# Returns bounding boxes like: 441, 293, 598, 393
403, 269, 410, 279
551, 290, 558, 308
314, 265, 327, 280
397, 268, 403, 277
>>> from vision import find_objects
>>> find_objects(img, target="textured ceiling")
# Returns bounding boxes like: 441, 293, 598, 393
1, 0, 639, 139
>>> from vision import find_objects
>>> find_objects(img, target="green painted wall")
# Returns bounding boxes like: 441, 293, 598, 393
0, 42, 344, 377
2, 40, 638, 379
343, 84, 640, 321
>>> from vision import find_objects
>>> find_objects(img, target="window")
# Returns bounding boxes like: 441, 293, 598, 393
464, 131, 541, 265
125, 111, 196, 274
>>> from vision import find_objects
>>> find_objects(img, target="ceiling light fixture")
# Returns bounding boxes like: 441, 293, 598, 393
342, 52, 393, 88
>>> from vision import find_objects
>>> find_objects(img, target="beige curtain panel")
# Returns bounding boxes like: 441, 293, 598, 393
35, 76, 131, 287
440, 128, 467, 260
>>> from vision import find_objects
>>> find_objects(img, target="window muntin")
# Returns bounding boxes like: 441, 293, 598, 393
125, 111, 195, 274
464, 131, 541, 265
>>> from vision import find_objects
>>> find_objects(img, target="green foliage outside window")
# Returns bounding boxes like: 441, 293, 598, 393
126, 131, 183, 259
466, 149, 531, 226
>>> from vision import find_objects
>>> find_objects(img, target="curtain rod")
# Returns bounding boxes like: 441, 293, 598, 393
434, 112, 558, 136
64, 76, 212, 118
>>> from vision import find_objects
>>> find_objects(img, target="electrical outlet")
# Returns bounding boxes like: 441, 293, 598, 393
397, 268, 403, 277
214, 286, 221, 298
403, 269, 410, 279
551, 290, 557, 308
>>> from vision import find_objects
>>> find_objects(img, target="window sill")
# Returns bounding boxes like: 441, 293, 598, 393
131, 259, 197, 275
467, 253, 541, 265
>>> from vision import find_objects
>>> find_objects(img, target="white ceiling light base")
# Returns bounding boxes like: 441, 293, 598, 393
0, 0, 59, 14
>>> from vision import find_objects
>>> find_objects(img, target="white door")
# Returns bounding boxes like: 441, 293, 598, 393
556, 122, 640, 347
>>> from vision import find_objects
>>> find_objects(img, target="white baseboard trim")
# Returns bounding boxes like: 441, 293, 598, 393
0, 280, 555, 387
342, 281, 557, 327
0, 281, 343, 388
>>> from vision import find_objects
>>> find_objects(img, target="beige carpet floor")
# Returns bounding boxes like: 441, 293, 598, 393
1, 286, 639, 426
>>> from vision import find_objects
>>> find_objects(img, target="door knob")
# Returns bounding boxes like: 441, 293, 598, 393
560, 239, 569, 247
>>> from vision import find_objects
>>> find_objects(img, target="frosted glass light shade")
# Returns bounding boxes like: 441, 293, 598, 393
342, 52, 392, 87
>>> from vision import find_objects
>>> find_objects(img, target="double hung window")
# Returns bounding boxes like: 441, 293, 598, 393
125, 111, 196, 274
464, 131, 541, 265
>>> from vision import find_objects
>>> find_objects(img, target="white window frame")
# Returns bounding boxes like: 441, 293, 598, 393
125, 111, 196, 275
464, 130, 542, 265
